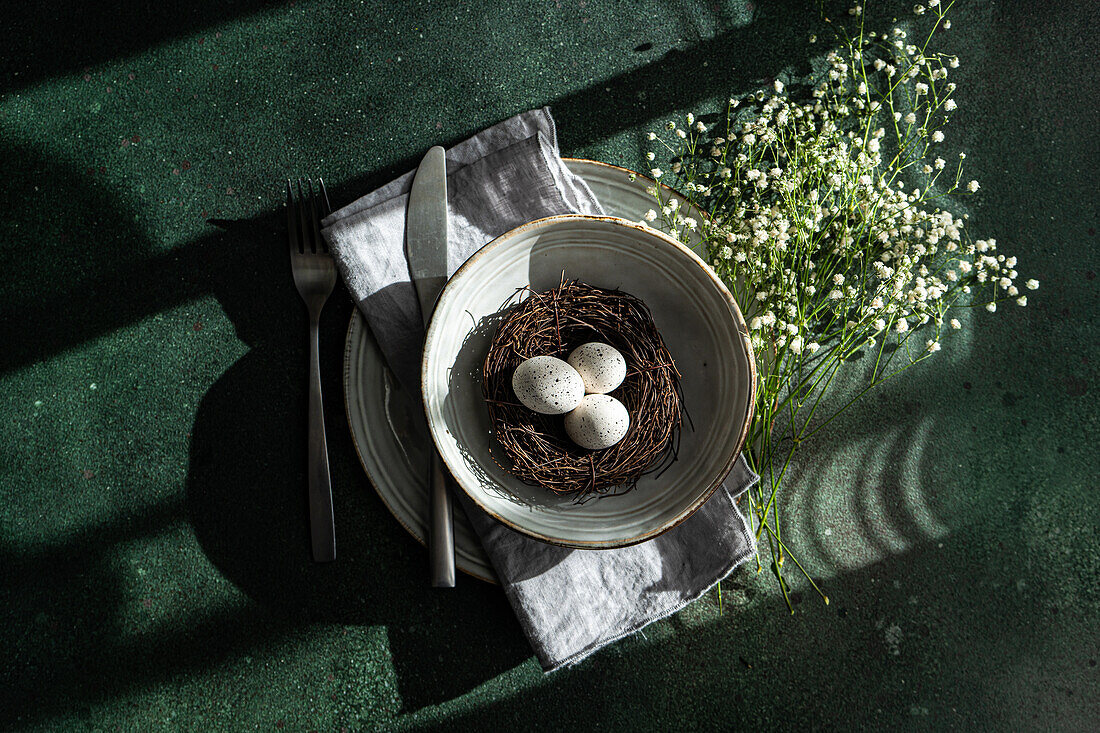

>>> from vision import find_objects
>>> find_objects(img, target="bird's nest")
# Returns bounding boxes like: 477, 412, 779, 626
481, 280, 682, 501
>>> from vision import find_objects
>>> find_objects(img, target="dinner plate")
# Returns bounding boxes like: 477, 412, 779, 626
343, 158, 702, 582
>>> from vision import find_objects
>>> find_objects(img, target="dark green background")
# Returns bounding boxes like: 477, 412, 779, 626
2, 0, 1097, 729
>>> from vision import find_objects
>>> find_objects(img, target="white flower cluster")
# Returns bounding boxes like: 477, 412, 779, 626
644, 1, 1036, 366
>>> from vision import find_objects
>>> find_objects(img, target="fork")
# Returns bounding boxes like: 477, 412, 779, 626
287, 178, 337, 562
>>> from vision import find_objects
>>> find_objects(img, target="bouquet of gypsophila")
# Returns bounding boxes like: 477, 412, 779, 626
639, 0, 1038, 611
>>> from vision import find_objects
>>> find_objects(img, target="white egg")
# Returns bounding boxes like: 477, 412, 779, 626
566, 342, 627, 394
564, 394, 630, 450
511, 356, 585, 415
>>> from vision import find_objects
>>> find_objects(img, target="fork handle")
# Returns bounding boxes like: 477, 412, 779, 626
308, 314, 336, 562
429, 453, 455, 587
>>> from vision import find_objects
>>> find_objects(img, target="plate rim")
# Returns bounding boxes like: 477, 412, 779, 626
421, 212, 757, 548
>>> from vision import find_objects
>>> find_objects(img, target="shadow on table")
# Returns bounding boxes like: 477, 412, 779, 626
423, 513, 1098, 731
7, 0, 1086, 725
0, 0, 287, 95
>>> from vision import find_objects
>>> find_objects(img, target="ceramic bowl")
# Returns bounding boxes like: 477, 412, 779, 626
421, 214, 755, 548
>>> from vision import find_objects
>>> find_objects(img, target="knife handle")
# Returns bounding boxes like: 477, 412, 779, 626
429, 452, 456, 587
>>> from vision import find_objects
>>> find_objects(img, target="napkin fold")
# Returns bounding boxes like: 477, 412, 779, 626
322, 108, 758, 672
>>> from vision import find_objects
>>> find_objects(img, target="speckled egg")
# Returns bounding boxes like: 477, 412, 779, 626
567, 342, 627, 394
511, 356, 585, 415
564, 394, 630, 450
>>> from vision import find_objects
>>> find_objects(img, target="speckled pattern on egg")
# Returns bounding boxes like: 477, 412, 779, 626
567, 342, 627, 394
564, 394, 631, 450
511, 355, 585, 415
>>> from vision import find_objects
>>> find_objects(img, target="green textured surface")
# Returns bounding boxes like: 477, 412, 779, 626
2, 0, 1097, 729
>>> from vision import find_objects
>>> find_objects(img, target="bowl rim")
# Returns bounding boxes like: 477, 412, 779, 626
421, 213, 758, 548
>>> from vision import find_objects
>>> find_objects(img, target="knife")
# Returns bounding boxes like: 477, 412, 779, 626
406, 145, 456, 588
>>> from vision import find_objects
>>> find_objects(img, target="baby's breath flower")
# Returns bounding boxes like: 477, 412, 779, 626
904, 112, 917, 124
695, 121, 707, 132
676, 129, 687, 139
686, 112, 694, 125
948, 55, 959, 68
647, 132, 656, 140
931, 131, 945, 143
944, 99, 957, 111
650, 168, 663, 178
986, 302, 997, 312
1016, 296, 1027, 306
646, 151, 655, 161
643, 209, 657, 222
1026, 279, 1039, 290
774, 79, 784, 93
926, 340, 941, 352
950, 318, 961, 329
895, 319, 909, 333
967, 180, 980, 192
934, 157, 946, 170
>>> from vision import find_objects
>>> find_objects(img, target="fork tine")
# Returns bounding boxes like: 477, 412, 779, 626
297, 178, 313, 253
287, 180, 301, 255
307, 179, 326, 253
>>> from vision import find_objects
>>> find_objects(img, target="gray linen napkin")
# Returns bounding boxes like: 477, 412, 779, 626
322, 107, 758, 672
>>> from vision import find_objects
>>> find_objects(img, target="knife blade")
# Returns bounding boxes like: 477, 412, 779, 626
406, 145, 456, 588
